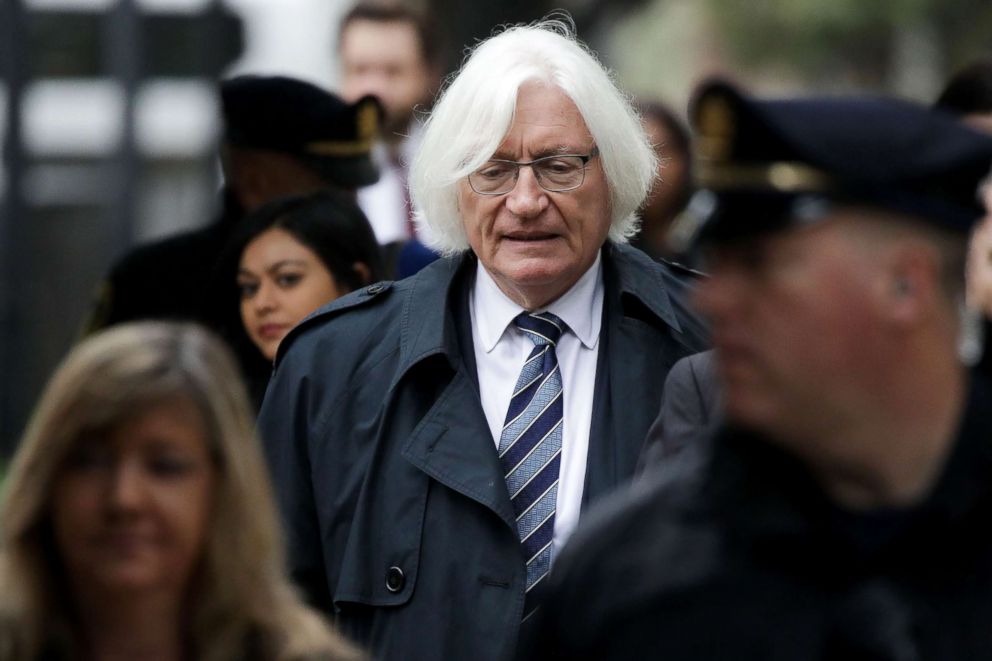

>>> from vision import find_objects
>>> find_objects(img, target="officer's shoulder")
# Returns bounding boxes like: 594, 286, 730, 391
274, 280, 399, 366
573, 454, 704, 550
111, 225, 216, 278
559, 444, 720, 598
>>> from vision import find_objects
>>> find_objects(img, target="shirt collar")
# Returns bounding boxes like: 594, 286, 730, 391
473, 253, 604, 353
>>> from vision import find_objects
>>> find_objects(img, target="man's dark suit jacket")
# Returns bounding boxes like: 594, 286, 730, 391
638, 349, 721, 472
258, 243, 708, 661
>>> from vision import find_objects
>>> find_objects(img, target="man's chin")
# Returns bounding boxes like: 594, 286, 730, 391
485, 261, 577, 308
497, 258, 569, 286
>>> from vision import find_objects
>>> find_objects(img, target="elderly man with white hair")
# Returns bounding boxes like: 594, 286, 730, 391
258, 19, 707, 661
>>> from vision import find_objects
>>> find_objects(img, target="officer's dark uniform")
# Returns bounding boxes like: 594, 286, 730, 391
525, 81, 992, 660
86, 75, 381, 343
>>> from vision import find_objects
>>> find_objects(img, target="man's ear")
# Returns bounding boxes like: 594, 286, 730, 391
892, 276, 913, 298
884, 245, 939, 325
229, 151, 270, 213
352, 261, 372, 286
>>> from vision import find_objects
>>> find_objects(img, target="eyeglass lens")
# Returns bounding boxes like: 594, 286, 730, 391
470, 155, 587, 194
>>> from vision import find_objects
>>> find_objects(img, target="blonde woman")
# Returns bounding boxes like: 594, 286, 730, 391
0, 322, 361, 661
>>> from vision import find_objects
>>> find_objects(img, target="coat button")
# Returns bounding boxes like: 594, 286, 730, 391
366, 282, 385, 296
385, 566, 405, 593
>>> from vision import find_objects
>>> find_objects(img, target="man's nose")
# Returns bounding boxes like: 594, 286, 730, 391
505, 166, 549, 218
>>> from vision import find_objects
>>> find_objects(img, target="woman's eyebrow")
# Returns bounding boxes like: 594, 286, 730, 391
265, 259, 309, 275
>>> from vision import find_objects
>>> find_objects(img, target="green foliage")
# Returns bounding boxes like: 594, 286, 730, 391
704, 0, 991, 86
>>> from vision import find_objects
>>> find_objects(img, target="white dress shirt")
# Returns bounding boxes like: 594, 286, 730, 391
470, 254, 604, 560
357, 124, 427, 245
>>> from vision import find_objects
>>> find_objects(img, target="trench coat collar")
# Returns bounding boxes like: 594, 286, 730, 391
395, 251, 517, 529
393, 243, 684, 387
392, 252, 473, 390
602, 242, 683, 334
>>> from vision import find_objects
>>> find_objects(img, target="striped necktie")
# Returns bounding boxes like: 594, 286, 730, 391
497, 311, 565, 617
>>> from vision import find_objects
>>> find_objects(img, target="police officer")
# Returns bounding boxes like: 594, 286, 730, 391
86, 75, 381, 332
526, 80, 992, 661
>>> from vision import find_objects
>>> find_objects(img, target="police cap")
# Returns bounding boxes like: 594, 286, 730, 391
221, 74, 382, 189
687, 79, 992, 243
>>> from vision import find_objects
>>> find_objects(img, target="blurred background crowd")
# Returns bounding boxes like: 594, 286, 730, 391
2, 0, 991, 455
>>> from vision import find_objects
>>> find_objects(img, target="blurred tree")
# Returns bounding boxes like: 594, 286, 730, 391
934, 1, 992, 70
425, 0, 652, 74
704, 0, 992, 94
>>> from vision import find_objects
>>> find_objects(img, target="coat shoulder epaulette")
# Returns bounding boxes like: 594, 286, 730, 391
658, 259, 707, 280
274, 280, 395, 367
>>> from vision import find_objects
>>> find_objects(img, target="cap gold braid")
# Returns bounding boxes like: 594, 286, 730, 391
697, 161, 835, 193
695, 93, 834, 194
305, 98, 379, 157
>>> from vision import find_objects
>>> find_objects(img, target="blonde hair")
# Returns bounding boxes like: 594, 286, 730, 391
409, 15, 657, 255
0, 322, 361, 661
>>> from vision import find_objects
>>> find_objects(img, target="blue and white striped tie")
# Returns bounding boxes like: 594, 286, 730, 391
498, 311, 565, 617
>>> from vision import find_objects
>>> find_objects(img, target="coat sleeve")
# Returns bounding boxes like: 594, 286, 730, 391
637, 350, 719, 473
258, 346, 335, 614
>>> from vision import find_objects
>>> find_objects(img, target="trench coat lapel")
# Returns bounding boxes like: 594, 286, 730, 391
584, 245, 686, 501
395, 254, 517, 532
402, 372, 517, 531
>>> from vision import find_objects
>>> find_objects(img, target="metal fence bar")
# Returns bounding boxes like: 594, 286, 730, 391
104, 0, 142, 257
1, 0, 28, 457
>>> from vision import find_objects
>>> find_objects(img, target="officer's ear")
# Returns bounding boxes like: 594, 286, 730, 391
883, 244, 940, 326
892, 276, 913, 298
224, 148, 267, 213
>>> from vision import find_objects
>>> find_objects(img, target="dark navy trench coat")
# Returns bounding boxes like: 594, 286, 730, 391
258, 243, 708, 661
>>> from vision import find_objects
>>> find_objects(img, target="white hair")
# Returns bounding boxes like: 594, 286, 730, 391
409, 17, 657, 255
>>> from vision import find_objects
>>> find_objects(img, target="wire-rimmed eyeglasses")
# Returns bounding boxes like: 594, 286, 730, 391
468, 147, 600, 195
